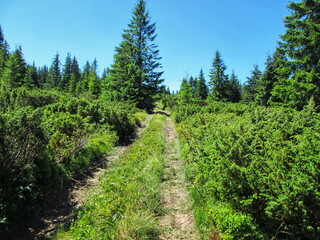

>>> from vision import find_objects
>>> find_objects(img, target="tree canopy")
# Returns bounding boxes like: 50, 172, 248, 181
105, 0, 163, 110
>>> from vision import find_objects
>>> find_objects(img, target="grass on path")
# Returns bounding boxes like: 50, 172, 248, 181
56, 114, 166, 240
158, 117, 198, 240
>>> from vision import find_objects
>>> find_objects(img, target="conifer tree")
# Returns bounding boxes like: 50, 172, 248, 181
177, 78, 193, 104
166, 86, 171, 95
102, 68, 109, 80
195, 69, 208, 100
243, 65, 261, 103
37, 65, 48, 89
77, 61, 90, 93
24, 62, 38, 88
67, 56, 81, 93
46, 53, 61, 89
228, 71, 241, 103
188, 76, 197, 97
1, 46, 26, 89
256, 49, 289, 106
106, 0, 163, 110
101, 68, 110, 93
209, 51, 228, 101
61, 53, 72, 90
0, 25, 9, 76
272, 0, 320, 109
88, 59, 101, 95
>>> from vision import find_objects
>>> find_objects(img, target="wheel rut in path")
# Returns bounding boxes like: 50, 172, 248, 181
159, 117, 198, 240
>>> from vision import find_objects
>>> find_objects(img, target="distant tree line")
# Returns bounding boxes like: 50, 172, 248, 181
0, 0, 164, 111
177, 0, 320, 111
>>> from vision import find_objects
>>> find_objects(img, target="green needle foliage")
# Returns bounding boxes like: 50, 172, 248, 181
105, 0, 163, 111
1, 46, 26, 89
175, 101, 320, 239
196, 69, 209, 100
209, 50, 228, 101
271, 0, 320, 109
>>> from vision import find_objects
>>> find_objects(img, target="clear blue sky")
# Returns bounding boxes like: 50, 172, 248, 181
0, 0, 291, 91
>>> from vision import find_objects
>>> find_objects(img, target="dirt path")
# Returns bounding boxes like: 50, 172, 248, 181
14, 114, 153, 240
159, 117, 198, 240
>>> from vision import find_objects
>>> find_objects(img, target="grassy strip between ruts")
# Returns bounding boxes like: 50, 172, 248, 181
55, 114, 166, 240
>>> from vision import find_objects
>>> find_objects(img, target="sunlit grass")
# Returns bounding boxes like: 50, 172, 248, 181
55, 114, 166, 240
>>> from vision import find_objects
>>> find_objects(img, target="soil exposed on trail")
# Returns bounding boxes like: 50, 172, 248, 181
159, 117, 198, 240
10, 114, 153, 240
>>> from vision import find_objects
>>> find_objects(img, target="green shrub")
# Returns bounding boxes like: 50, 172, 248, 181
0, 107, 49, 231
176, 103, 320, 239
68, 128, 116, 175
0, 87, 60, 112
0, 88, 140, 236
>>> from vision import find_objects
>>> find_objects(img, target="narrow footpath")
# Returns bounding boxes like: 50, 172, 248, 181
159, 117, 198, 240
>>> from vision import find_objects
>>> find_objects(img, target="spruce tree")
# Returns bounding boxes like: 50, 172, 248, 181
88, 59, 101, 95
177, 78, 193, 104
24, 62, 38, 88
272, 0, 320, 109
0, 25, 9, 76
37, 65, 48, 89
188, 76, 197, 97
46, 53, 61, 89
257, 49, 289, 107
1, 46, 26, 89
196, 69, 208, 100
209, 50, 228, 101
243, 65, 261, 103
61, 53, 72, 90
106, 0, 163, 110
67, 56, 81, 93
77, 61, 90, 93
228, 71, 241, 103
102, 68, 109, 80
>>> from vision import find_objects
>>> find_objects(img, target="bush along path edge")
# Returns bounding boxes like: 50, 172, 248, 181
55, 113, 167, 239
9, 112, 151, 240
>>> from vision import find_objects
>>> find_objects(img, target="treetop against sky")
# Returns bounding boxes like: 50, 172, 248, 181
0, 0, 290, 91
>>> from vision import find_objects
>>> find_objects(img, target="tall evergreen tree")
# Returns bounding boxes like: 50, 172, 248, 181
243, 65, 261, 103
88, 59, 101, 95
272, 0, 320, 109
228, 71, 241, 103
1, 46, 26, 89
37, 65, 48, 89
209, 50, 228, 101
24, 62, 38, 88
101, 67, 110, 93
106, 0, 163, 110
77, 61, 91, 93
67, 56, 81, 93
102, 68, 110, 80
46, 53, 61, 89
61, 53, 72, 90
0, 25, 9, 76
188, 76, 197, 97
256, 49, 289, 107
195, 69, 208, 100
177, 78, 193, 104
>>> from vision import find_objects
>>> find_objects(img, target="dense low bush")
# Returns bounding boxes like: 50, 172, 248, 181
176, 101, 320, 239
0, 107, 55, 232
0, 88, 143, 236
0, 87, 60, 112
44, 96, 137, 144
173, 101, 248, 123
